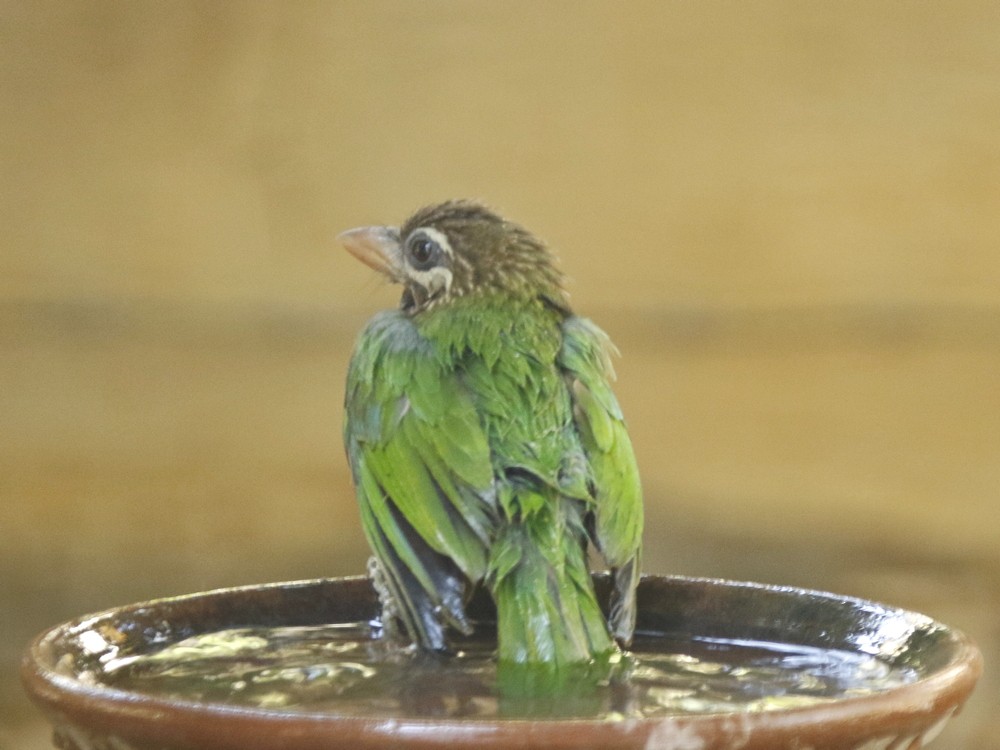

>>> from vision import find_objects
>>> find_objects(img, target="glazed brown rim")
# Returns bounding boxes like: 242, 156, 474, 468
21, 576, 983, 750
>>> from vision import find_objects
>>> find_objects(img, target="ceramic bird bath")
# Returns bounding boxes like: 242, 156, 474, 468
22, 575, 980, 750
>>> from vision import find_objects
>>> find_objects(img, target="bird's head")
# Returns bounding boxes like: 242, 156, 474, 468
338, 200, 567, 314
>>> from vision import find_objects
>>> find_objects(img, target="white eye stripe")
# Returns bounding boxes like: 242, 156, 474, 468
413, 226, 453, 257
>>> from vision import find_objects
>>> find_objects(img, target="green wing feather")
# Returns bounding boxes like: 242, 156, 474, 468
558, 316, 644, 645
344, 310, 497, 650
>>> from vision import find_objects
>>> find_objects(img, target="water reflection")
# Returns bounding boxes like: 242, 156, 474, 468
93, 622, 918, 720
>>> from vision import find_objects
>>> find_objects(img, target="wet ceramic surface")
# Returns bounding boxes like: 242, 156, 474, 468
22, 576, 981, 750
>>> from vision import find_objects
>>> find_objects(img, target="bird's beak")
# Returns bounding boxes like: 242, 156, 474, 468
337, 226, 404, 281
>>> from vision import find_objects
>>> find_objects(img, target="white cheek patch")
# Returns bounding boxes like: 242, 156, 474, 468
408, 266, 453, 296
404, 226, 457, 301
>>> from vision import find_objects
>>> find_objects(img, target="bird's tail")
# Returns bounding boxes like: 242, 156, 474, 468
487, 490, 614, 666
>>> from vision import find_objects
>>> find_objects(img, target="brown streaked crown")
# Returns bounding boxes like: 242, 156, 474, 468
399, 200, 568, 313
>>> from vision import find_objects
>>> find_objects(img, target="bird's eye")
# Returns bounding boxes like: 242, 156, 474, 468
406, 234, 439, 269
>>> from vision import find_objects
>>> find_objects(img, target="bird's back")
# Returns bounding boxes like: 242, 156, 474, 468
416, 295, 614, 665
417, 295, 588, 497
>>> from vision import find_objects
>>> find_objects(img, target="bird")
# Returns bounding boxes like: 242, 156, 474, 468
339, 200, 642, 667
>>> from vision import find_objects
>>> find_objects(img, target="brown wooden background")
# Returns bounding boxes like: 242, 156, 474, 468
2, 3, 998, 747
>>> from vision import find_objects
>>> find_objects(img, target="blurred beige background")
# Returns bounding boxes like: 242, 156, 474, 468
2, 2, 998, 747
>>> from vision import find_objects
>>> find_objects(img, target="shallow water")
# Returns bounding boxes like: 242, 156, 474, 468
94, 622, 918, 720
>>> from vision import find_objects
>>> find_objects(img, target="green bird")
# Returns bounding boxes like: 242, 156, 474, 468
339, 200, 642, 667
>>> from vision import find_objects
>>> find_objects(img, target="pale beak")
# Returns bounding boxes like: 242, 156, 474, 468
337, 226, 404, 281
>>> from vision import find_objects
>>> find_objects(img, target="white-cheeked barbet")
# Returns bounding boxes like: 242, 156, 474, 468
340, 200, 643, 667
